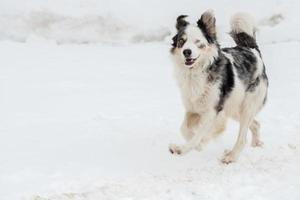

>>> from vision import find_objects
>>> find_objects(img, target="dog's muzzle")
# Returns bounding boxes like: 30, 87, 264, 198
185, 58, 196, 66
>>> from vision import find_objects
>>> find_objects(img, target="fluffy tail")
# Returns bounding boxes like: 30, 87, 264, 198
230, 13, 258, 49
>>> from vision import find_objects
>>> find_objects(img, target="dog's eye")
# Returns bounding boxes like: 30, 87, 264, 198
177, 38, 185, 47
195, 39, 201, 44
198, 44, 206, 49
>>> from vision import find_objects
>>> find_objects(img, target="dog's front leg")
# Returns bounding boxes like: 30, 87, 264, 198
169, 110, 216, 155
180, 112, 201, 141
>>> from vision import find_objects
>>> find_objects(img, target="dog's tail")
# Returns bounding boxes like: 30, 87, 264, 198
230, 13, 258, 49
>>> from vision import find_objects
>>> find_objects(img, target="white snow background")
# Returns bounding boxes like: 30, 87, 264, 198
0, 0, 300, 200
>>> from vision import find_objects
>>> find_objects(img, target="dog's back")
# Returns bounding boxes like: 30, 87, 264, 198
223, 13, 268, 96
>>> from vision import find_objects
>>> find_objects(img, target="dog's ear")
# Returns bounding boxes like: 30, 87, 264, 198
176, 15, 189, 30
170, 34, 178, 53
197, 10, 216, 43
171, 34, 178, 48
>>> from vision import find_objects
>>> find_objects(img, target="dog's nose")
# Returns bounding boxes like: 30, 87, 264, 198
183, 49, 192, 57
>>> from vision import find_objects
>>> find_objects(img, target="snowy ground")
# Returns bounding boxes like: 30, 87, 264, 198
1, 0, 300, 200
1, 40, 300, 200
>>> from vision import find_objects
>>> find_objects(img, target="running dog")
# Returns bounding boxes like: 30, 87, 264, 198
169, 10, 268, 163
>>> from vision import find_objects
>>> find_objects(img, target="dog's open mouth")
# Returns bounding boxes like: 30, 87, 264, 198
185, 58, 197, 66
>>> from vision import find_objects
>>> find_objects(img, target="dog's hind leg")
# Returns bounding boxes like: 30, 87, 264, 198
222, 80, 267, 164
250, 119, 264, 147
222, 113, 253, 164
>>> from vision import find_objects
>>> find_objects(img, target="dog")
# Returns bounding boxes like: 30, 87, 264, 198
169, 10, 268, 163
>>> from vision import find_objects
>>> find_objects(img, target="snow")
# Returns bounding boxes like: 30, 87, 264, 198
1, 0, 300, 44
1, 0, 300, 200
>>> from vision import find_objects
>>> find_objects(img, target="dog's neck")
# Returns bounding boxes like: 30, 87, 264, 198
175, 62, 210, 102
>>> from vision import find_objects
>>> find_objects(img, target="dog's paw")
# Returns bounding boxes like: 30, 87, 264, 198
251, 139, 264, 147
221, 150, 237, 164
169, 144, 184, 155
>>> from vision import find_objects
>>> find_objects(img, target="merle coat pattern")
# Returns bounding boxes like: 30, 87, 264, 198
169, 11, 268, 163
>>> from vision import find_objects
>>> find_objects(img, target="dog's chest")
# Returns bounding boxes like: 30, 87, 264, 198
177, 72, 214, 111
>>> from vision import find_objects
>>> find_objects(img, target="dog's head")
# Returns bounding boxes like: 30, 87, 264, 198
171, 10, 219, 69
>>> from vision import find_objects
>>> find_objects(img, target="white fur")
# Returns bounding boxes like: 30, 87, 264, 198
178, 26, 218, 69
230, 12, 256, 37
252, 49, 264, 78
170, 15, 267, 163
221, 57, 267, 163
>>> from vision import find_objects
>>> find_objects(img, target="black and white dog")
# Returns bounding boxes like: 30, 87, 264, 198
169, 10, 268, 163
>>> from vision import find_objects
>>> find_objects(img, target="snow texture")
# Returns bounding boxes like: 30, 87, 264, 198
0, 0, 300, 200
0, 0, 300, 45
